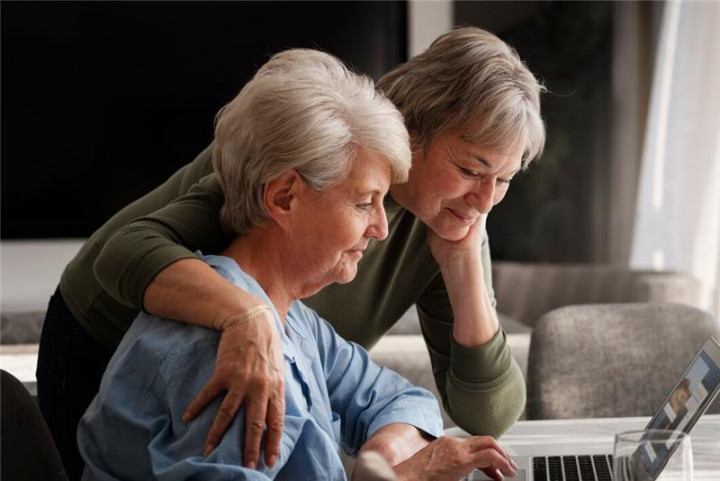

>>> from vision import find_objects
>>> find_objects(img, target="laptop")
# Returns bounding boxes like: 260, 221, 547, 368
471, 337, 720, 481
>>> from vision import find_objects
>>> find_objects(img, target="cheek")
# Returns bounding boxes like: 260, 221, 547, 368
429, 172, 467, 203
493, 186, 510, 205
327, 218, 365, 250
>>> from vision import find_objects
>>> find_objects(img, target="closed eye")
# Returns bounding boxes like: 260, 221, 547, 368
356, 202, 372, 211
459, 167, 480, 179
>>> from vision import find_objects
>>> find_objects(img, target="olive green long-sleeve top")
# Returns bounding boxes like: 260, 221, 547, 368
59, 144, 525, 437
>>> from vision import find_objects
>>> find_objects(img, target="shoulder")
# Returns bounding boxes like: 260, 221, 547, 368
119, 312, 219, 366
200, 253, 265, 297
99, 313, 219, 412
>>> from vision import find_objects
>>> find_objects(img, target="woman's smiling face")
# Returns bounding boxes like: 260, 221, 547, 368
392, 132, 523, 241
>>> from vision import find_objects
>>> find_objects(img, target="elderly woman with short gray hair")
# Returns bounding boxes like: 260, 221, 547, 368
38, 27, 545, 479
77, 48, 517, 481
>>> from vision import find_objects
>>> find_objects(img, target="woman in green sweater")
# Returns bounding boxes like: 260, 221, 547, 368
37, 27, 545, 480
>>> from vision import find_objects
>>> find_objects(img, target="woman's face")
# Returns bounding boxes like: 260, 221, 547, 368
290, 148, 392, 292
392, 132, 523, 241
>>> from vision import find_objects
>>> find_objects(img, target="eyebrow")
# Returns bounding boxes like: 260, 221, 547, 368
355, 187, 386, 197
472, 155, 521, 176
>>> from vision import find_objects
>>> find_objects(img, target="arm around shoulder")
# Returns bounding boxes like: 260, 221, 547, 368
94, 173, 230, 311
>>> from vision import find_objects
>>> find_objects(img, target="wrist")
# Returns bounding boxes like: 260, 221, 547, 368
220, 305, 272, 332
392, 459, 427, 481
361, 424, 430, 467
209, 289, 271, 331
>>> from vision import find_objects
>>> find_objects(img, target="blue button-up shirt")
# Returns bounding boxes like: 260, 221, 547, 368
79, 254, 443, 480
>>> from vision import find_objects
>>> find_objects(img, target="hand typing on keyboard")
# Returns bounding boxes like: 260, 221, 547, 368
393, 435, 518, 481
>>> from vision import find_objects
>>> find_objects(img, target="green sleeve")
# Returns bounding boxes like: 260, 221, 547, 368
416, 230, 526, 437
93, 174, 232, 311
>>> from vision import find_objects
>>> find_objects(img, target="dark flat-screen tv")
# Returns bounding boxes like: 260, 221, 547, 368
1, 1, 407, 238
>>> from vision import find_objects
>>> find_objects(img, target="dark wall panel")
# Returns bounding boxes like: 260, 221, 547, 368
2, 1, 407, 238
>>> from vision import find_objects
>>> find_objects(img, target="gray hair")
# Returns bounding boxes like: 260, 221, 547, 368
213, 49, 411, 235
378, 27, 546, 168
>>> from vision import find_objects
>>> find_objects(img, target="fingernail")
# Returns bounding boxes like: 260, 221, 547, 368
268, 454, 278, 467
247, 461, 257, 470
202, 444, 214, 456
511, 459, 519, 469
182, 413, 190, 423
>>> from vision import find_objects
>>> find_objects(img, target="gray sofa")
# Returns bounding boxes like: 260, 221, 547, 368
0, 262, 703, 427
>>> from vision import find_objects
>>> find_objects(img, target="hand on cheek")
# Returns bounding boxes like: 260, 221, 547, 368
427, 214, 486, 269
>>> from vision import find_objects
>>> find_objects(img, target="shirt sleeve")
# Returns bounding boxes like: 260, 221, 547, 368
79, 322, 276, 481
415, 229, 526, 438
93, 173, 232, 311
306, 308, 445, 456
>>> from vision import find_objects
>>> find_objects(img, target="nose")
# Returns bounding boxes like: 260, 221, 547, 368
365, 204, 389, 241
465, 177, 496, 214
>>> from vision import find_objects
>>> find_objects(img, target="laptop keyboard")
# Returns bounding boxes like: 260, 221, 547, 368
532, 455, 613, 481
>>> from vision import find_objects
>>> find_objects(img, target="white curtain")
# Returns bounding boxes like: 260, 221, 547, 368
631, 0, 720, 316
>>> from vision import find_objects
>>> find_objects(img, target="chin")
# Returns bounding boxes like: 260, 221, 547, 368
335, 273, 357, 284
333, 266, 359, 285
430, 221, 471, 242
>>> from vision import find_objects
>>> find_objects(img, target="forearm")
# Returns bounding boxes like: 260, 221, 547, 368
425, 222, 524, 434
429, 222, 499, 348
94, 171, 229, 310
440, 252, 499, 347
359, 423, 432, 467
143, 258, 267, 330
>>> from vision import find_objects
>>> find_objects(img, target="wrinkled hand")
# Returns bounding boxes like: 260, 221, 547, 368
182, 309, 285, 469
393, 435, 517, 481
426, 215, 487, 270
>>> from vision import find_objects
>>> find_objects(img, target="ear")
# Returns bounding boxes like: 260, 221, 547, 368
264, 169, 302, 225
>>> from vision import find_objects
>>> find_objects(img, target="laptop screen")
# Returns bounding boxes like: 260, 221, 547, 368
641, 339, 720, 478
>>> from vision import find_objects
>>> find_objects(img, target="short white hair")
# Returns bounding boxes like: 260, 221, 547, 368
379, 27, 546, 167
213, 49, 411, 235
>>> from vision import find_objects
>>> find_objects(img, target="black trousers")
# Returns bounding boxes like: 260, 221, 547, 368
36, 289, 113, 481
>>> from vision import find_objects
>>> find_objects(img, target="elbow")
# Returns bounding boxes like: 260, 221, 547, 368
93, 224, 153, 308
443, 361, 526, 438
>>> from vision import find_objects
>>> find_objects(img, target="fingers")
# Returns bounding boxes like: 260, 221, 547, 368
464, 437, 515, 478
203, 386, 246, 457
475, 448, 516, 478
467, 436, 512, 463
443, 436, 516, 479
478, 213, 488, 231
184, 377, 224, 423
481, 467, 504, 481
242, 382, 269, 469
181, 315, 286, 470
264, 385, 285, 467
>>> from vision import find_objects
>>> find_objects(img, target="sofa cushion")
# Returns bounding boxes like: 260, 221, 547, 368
1, 311, 45, 345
